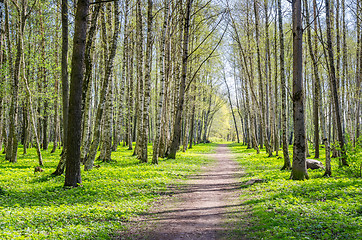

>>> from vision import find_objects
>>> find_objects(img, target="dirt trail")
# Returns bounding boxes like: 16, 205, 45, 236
120, 144, 245, 240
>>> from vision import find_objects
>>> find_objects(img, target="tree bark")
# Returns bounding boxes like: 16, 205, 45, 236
278, 0, 291, 170
127, 30, 134, 151
140, 0, 153, 162
168, 0, 193, 159
22, 54, 43, 166
64, 0, 89, 187
153, 0, 169, 164
325, 0, 348, 166
84, 0, 119, 171
53, 0, 69, 176
254, 0, 272, 156
224, 72, 240, 143
291, 0, 308, 180
80, 4, 101, 162
133, 0, 144, 158
304, 0, 320, 159
323, 138, 332, 176
6, 0, 28, 163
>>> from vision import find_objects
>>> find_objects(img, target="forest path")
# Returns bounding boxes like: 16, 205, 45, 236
119, 144, 247, 240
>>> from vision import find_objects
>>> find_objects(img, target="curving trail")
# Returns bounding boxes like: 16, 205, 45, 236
119, 144, 246, 240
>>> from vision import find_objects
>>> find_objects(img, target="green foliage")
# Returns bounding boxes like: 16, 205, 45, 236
229, 143, 362, 240
0, 143, 215, 239
345, 136, 362, 177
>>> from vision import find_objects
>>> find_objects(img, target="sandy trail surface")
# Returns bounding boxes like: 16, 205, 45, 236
118, 144, 246, 240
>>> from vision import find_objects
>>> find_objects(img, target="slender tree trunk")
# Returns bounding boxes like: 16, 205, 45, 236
188, 85, 196, 149
264, 0, 274, 152
6, 0, 26, 163
168, 0, 193, 159
22, 54, 43, 166
278, 0, 291, 170
51, 42, 60, 154
273, 8, 279, 155
304, 0, 320, 159
325, 0, 347, 166
356, 0, 362, 144
224, 73, 240, 143
101, 78, 113, 162
140, 0, 153, 163
39, 9, 49, 151
80, 4, 101, 162
153, 0, 169, 164
134, 0, 144, 158
53, 0, 69, 176
342, 0, 347, 136
112, 0, 127, 151
323, 138, 332, 176
127, 31, 134, 151
84, 0, 120, 171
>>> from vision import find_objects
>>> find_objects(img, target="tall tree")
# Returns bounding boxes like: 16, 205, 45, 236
291, 0, 308, 180
84, 0, 120, 171
168, 0, 193, 159
304, 0, 320, 159
6, 0, 30, 163
254, 0, 272, 156
223, 70, 240, 143
325, 0, 347, 167
140, 0, 153, 162
278, 0, 291, 170
152, 0, 169, 164
64, 0, 89, 187
52, 0, 69, 176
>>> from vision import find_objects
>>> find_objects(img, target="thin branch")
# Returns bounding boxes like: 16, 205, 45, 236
185, 19, 228, 93
90, 0, 114, 4
188, 11, 225, 58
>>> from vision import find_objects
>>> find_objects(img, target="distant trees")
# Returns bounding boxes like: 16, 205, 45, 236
1, 0, 361, 183
228, 0, 361, 178
0, 0, 226, 184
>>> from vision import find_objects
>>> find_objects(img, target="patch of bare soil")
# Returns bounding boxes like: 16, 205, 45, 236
117, 144, 247, 240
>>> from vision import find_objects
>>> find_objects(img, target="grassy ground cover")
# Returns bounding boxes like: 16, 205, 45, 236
0, 143, 216, 239
229, 143, 362, 240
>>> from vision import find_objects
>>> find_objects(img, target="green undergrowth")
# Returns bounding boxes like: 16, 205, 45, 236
0, 143, 216, 239
229, 143, 362, 240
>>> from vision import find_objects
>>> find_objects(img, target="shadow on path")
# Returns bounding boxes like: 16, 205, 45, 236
117, 144, 248, 240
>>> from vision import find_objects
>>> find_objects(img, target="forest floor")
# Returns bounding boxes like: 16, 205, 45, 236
118, 144, 248, 240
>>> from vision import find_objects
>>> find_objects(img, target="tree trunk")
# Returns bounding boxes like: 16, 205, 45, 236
39, 9, 49, 151
278, 0, 291, 170
134, 0, 144, 158
273, 8, 279, 155
291, 0, 308, 180
325, 0, 347, 166
80, 4, 101, 162
153, 0, 168, 164
53, 0, 69, 176
168, 0, 193, 159
304, 0, 320, 159
188, 85, 196, 149
140, 0, 153, 163
323, 138, 332, 176
64, 0, 89, 187
254, 0, 271, 156
127, 30, 134, 151
224, 72, 240, 143
22, 54, 43, 166
84, 0, 120, 171
6, 0, 28, 163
